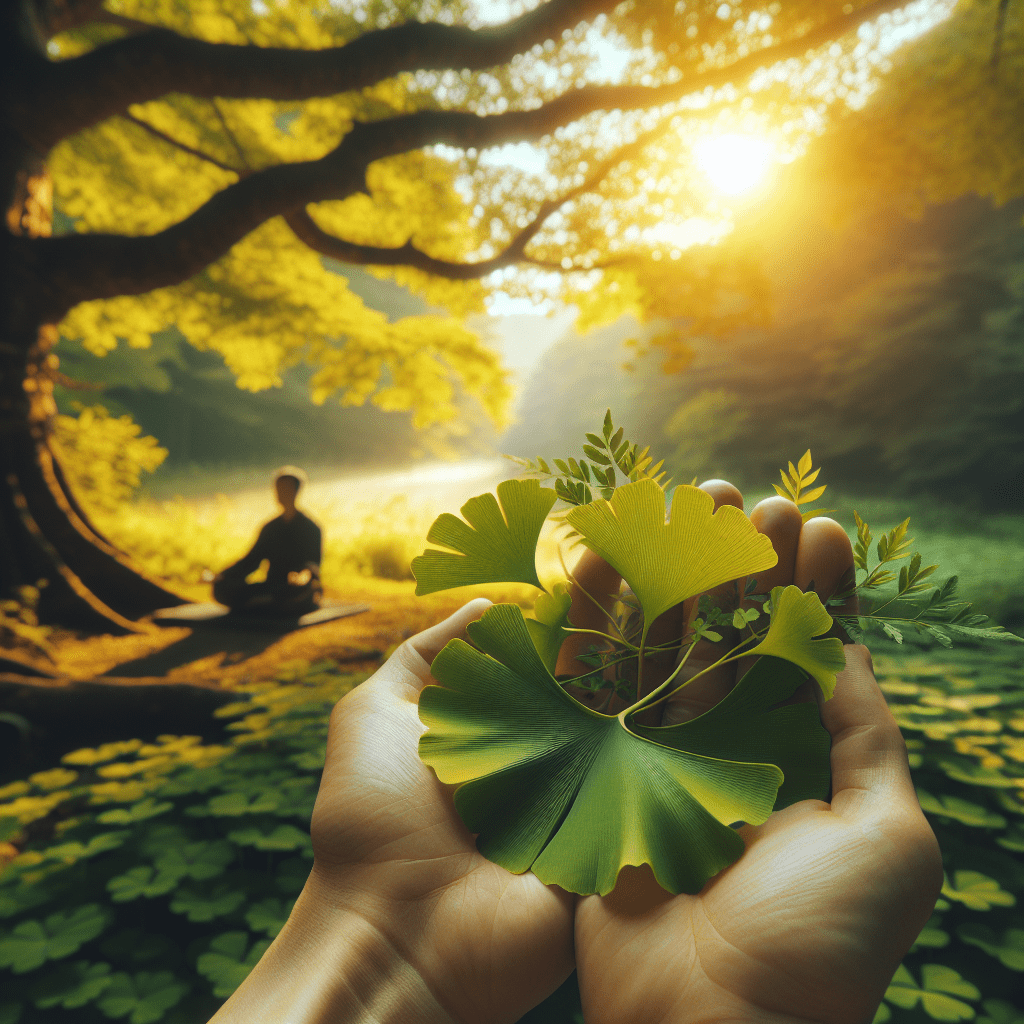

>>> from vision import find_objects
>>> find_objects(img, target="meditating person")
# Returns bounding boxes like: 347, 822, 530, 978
211, 466, 322, 616
208, 478, 943, 1024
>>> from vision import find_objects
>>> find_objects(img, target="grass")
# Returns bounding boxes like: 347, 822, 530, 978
84, 477, 1024, 636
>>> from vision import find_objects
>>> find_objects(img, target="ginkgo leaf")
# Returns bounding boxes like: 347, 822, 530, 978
525, 582, 573, 674
742, 585, 847, 700
228, 824, 311, 851
941, 870, 1016, 911
418, 603, 830, 897
566, 480, 777, 643
412, 478, 557, 595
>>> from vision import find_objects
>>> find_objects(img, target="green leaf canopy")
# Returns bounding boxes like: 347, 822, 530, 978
418, 604, 831, 896
412, 478, 557, 595
566, 480, 777, 640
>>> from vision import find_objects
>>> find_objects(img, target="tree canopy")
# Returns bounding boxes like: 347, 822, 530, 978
20, 0, 997, 434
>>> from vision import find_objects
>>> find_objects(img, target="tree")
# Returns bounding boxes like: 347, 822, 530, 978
0, 0, 976, 631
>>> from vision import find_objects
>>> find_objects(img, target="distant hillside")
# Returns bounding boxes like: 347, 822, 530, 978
509, 193, 1024, 511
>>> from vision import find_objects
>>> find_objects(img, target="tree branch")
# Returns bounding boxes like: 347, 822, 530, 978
121, 112, 241, 175
20, 0, 913, 323
18, 0, 620, 151
284, 118, 672, 278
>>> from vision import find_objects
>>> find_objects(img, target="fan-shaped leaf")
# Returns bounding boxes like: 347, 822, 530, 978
742, 585, 847, 700
916, 790, 1007, 828
565, 480, 777, 642
412, 479, 556, 594
884, 963, 980, 1021
525, 582, 573, 674
418, 603, 830, 896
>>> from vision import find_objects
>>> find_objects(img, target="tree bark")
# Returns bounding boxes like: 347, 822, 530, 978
3, 7, 186, 633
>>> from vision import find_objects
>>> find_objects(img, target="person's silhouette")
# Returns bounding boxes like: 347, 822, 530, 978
211, 466, 322, 616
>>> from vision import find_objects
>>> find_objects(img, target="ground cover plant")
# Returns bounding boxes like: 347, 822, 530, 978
1, 421, 1023, 1022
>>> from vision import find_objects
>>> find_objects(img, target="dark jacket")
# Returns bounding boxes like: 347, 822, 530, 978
222, 510, 321, 586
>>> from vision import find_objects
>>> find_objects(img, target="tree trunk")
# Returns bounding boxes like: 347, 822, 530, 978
3, 19, 187, 633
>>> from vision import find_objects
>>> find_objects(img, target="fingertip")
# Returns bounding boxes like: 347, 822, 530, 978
410, 597, 493, 665
698, 479, 744, 512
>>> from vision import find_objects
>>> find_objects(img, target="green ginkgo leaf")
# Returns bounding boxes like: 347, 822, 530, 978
941, 870, 1017, 911
418, 603, 831, 896
565, 480, 777, 642
33, 961, 113, 1009
196, 932, 272, 998
169, 884, 246, 923
412, 478, 557, 595
525, 582, 573, 674
742, 585, 847, 700
916, 790, 1007, 829
0, 905, 109, 973
95, 970, 190, 1024
957, 924, 1024, 971
0, 1003, 20, 1024
884, 963, 980, 1021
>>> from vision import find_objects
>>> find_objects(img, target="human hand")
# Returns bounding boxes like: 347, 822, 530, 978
306, 598, 575, 1024
564, 480, 944, 1024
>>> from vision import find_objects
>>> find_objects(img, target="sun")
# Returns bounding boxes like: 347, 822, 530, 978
693, 134, 775, 196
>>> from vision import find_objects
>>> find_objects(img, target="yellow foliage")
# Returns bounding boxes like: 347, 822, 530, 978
51, 404, 167, 516
28, 768, 79, 791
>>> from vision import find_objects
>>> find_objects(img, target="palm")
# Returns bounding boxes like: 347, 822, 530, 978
309, 600, 575, 1024
564, 481, 943, 1024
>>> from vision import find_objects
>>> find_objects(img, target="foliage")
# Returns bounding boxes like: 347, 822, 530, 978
2, 577, 1024, 1022
0, 658, 363, 1023
0, 585, 54, 663
35, 0, 990, 445
50, 404, 167, 517
412, 412, 1021, 899
81, 492, 434, 591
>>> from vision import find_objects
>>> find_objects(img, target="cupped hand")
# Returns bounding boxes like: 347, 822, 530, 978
562, 480, 944, 1024
307, 599, 576, 1024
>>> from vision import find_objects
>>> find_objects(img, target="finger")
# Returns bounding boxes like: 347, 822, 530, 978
383, 597, 493, 694
659, 480, 746, 727
558, 548, 623, 711
794, 516, 860, 638
731, 496, 804, 685
819, 644, 920, 818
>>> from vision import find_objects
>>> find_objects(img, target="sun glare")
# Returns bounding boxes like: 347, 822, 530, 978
693, 134, 775, 196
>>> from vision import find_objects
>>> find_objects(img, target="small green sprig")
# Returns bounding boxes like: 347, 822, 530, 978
507, 409, 674, 508
773, 449, 837, 523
